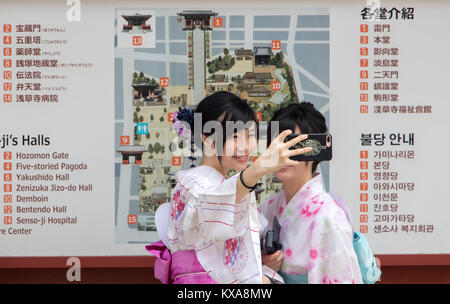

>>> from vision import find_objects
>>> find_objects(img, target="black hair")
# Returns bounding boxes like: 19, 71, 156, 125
267, 102, 327, 173
193, 91, 258, 157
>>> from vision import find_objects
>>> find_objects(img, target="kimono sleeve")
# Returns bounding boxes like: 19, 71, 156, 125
308, 212, 363, 284
193, 173, 253, 243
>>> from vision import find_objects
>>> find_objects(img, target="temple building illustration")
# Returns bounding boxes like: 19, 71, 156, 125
235, 48, 253, 61
121, 13, 152, 32
117, 145, 147, 165
131, 83, 163, 105
177, 10, 218, 104
242, 72, 272, 85
253, 46, 274, 65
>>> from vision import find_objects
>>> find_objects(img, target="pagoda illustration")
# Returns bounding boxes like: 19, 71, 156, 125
122, 13, 152, 32
177, 10, 218, 104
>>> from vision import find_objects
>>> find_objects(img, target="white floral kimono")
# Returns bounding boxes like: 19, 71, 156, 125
167, 165, 263, 284
259, 173, 363, 284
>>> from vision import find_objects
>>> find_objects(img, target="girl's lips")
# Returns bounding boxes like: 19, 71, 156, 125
233, 156, 249, 162
279, 165, 293, 172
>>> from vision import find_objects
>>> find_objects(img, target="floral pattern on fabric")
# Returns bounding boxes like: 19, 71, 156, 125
260, 173, 363, 284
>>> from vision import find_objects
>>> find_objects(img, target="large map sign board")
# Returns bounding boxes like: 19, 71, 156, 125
0, 0, 448, 264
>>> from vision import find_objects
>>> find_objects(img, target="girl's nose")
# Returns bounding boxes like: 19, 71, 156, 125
237, 137, 251, 156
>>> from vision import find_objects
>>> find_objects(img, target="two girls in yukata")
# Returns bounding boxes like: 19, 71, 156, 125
147, 91, 380, 284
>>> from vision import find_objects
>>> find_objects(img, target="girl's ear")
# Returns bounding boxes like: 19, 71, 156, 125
202, 134, 216, 156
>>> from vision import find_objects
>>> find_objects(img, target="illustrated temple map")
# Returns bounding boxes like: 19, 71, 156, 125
114, 7, 330, 243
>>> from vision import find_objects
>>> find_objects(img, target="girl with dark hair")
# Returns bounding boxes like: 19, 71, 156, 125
147, 92, 312, 284
259, 102, 366, 284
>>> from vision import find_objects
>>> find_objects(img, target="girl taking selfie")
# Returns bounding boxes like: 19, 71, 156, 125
147, 92, 312, 284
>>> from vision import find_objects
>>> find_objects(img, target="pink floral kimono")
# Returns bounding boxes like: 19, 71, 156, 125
147, 165, 265, 284
259, 173, 363, 284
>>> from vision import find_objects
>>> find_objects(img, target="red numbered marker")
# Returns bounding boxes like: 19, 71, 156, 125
271, 81, 281, 91
360, 172, 368, 180
3, 94, 12, 103
360, 193, 368, 202
3, 59, 12, 68
3, 83, 12, 91
160, 77, 169, 87
168, 112, 175, 122
132, 36, 142, 46
4, 205, 12, 214
360, 225, 368, 234
172, 156, 181, 166
360, 161, 368, 170
360, 214, 368, 223
127, 215, 137, 224
4, 173, 12, 182
3, 151, 12, 160
213, 17, 223, 27
3, 71, 12, 79
120, 136, 130, 145
4, 216, 12, 225
360, 150, 368, 159
4, 195, 12, 204
3, 24, 12, 33
4, 184, 12, 193
3, 48, 11, 56
3, 162, 12, 171
360, 182, 368, 191
360, 204, 368, 213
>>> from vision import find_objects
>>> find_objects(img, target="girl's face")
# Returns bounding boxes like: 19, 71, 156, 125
220, 125, 257, 172
274, 125, 311, 182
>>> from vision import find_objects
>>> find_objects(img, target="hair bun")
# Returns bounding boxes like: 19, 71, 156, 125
175, 107, 194, 127
172, 107, 195, 141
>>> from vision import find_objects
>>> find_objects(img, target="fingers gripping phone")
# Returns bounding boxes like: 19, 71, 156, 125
261, 216, 282, 255
285, 133, 332, 162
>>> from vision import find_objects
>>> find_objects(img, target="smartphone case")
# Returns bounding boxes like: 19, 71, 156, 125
285, 133, 332, 161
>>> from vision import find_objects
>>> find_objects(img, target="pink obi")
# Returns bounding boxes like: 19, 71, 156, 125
146, 241, 217, 284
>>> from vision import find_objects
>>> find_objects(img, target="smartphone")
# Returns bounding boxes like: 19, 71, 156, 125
285, 133, 332, 161
261, 217, 282, 255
